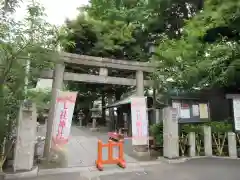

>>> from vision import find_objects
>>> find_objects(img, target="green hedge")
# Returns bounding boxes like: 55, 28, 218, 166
150, 121, 233, 147
181, 121, 232, 133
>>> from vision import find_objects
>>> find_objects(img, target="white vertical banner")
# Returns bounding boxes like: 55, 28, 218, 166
233, 98, 240, 131
130, 97, 148, 145
51, 91, 77, 148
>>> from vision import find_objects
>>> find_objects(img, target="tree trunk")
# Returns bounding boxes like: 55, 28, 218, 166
152, 88, 156, 125
115, 91, 123, 131
101, 92, 106, 126
85, 101, 93, 126
0, 84, 5, 143
82, 108, 89, 126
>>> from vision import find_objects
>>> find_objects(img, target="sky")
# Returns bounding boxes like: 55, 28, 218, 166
15, 0, 89, 25
15, 0, 89, 89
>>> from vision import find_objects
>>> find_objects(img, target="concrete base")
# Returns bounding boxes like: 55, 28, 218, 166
5, 166, 38, 180
5, 160, 14, 168
40, 148, 68, 169
90, 128, 99, 132
133, 149, 150, 157
0, 173, 5, 180
132, 145, 150, 157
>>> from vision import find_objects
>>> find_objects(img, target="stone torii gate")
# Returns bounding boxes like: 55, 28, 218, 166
40, 52, 155, 160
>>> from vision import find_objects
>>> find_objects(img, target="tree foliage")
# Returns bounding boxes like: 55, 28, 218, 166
0, 0, 63, 141
153, 0, 240, 91
65, 15, 138, 60
62, 0, 204, 107
27, 89, 51, 113
62, 0, 240, 116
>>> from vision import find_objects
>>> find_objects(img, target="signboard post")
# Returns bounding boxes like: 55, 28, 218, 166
130, 97, 148, 146
233, 98, 240, 132
51, 91, 77, 150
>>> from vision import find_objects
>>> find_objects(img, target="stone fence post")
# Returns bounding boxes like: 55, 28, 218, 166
228, 132, 237, 158
203, 125, 212, 156
188, 132, 196, 157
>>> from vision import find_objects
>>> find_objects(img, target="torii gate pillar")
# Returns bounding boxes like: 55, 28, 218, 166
43, 63, 65, 161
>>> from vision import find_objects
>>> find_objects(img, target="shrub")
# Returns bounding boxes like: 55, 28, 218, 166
150, 123, 163, 146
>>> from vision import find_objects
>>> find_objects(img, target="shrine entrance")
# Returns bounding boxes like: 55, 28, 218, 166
40, 52, 155, 162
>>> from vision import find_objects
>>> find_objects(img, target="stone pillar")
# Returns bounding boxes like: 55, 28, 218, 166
136, 70, 144, 96
188, 132, 196, 157
92, 118, 97, 128
99, 68, 108, 76
79, 118, 83, 127
203, 126, 212, 156
228, 132, 237, 158
44, 63, 65, 160
163, 107, 179, 159
90, 118, 99, 131
13, 102, 37, 171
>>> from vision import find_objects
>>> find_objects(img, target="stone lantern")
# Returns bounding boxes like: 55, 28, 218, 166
89, 107, 101, 131
77, 110, 85, 127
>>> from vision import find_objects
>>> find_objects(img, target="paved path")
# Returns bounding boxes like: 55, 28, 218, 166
37, 125, 137, 167
99, 158, 240, 180
67, 126, 137, 167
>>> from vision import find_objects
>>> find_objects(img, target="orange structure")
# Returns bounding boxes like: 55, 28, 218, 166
95, 140, 126, 171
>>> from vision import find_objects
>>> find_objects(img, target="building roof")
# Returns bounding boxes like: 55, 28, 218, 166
106, 93, 166, 109
106, 94, 136, 108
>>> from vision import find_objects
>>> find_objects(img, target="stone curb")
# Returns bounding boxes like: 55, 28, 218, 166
187, 156, 240, 160
157, 156, 240, 164
5, 166, 39, 180
4, 161, 164, 179
37, 161, 164, 176
6, 156, 239, 179
157, 157, 188, 164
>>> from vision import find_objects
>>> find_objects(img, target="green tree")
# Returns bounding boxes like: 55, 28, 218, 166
62, 0, 205, 121
27, 89, 51, 113
153, 0, 240, 91
63, 14, 139, 102
0, 0, 63, 163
